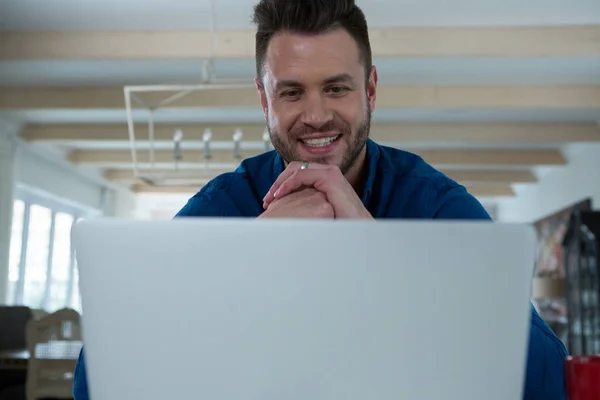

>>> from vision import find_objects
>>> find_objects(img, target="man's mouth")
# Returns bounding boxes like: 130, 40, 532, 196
300, 135, 340, 148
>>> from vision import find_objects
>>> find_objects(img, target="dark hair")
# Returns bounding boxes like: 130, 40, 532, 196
252, 0, 372, 83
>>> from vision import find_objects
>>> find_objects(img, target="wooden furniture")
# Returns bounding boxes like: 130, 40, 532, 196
0, 306, 32, 352
25, 308, 82, 400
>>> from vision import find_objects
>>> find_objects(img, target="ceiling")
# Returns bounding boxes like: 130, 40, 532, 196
2, 58, 600, 87
2, 0, 600, 30
1, 0, 599, 205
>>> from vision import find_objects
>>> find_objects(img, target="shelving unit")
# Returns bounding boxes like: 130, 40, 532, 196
562, 210, 600, 356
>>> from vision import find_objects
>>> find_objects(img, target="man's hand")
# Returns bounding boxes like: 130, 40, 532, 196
263, 162, 373, 219
258, 188, 334, 219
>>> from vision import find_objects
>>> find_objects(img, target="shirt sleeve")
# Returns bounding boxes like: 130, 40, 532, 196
175, 174, 248, 217
524, 304, 568, 400
73, 347, 89, 400
434, 186, 567, 400
433, 185, 492, 220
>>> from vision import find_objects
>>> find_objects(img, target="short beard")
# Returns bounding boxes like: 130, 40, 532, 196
268, 109, 371, 176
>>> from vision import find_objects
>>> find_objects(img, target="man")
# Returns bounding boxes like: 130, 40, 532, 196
73, 0, 568, 398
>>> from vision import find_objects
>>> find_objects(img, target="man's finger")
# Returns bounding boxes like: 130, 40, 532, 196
263, 162, 328, 208
272, 169, 330, 203
262, 161, 300, 206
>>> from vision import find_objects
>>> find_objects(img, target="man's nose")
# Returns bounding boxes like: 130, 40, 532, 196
300, 91, 333, 129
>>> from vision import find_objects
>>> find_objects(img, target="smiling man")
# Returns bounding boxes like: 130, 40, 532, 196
73, 1, 567, 399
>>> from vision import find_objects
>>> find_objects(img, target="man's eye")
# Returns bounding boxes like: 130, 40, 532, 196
282, 89, 302, 98
326, 86, 349, 95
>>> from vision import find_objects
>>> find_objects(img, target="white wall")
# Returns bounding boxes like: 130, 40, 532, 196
13, 140, 197, 220
111, 188, 138, 218
105, 191, 194, 220
10, 138, 143, 219
133, 193, 194, 220
15, 144, 108, 213
497, 143, 600, 223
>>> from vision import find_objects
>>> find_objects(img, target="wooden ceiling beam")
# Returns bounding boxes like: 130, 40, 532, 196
70, 148, 565, 167
465, 185, 515, 197
2, 26, 599, 60
3, 85, 600, 110
444, 170, 537, 184
106, 168, 537, 185
118, 164, 525, 198
130, 183, 516, 197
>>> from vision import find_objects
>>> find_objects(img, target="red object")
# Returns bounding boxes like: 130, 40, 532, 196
565, 355, 600, 400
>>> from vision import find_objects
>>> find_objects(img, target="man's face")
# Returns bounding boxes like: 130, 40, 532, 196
256, 28, 378, 175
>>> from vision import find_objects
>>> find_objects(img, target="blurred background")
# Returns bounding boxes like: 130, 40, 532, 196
1, 0, 600, 398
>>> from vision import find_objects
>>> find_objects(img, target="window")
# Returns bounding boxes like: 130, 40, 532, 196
22, 204, 52, 308
7, 200, 25, 304
47, 213, 75, 311
7, 188, 96, 312
69, 217, 85, 312
71, 262, 82, 312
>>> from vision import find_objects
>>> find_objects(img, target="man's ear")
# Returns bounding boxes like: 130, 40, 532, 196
367, 66, 378, 113
255, 77, 269, 120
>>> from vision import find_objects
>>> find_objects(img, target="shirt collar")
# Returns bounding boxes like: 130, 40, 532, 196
270, 138, 380, 207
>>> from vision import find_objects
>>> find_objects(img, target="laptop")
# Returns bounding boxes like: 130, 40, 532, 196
72, 218, 535, 400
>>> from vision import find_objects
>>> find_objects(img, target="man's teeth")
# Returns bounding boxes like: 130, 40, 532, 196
301, 135, 339, 147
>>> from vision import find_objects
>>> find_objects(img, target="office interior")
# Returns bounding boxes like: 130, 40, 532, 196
1, 0, 600, 398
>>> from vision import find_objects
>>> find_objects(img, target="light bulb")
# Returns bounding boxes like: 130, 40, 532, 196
173, 129, 183, 142
233, 128, 243, 142
202, 129, 212, 142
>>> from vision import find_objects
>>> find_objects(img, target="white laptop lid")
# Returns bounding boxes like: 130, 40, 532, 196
73, 219, 535, 400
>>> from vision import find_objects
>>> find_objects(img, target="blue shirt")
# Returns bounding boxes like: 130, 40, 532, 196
73, 138, 567, 399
